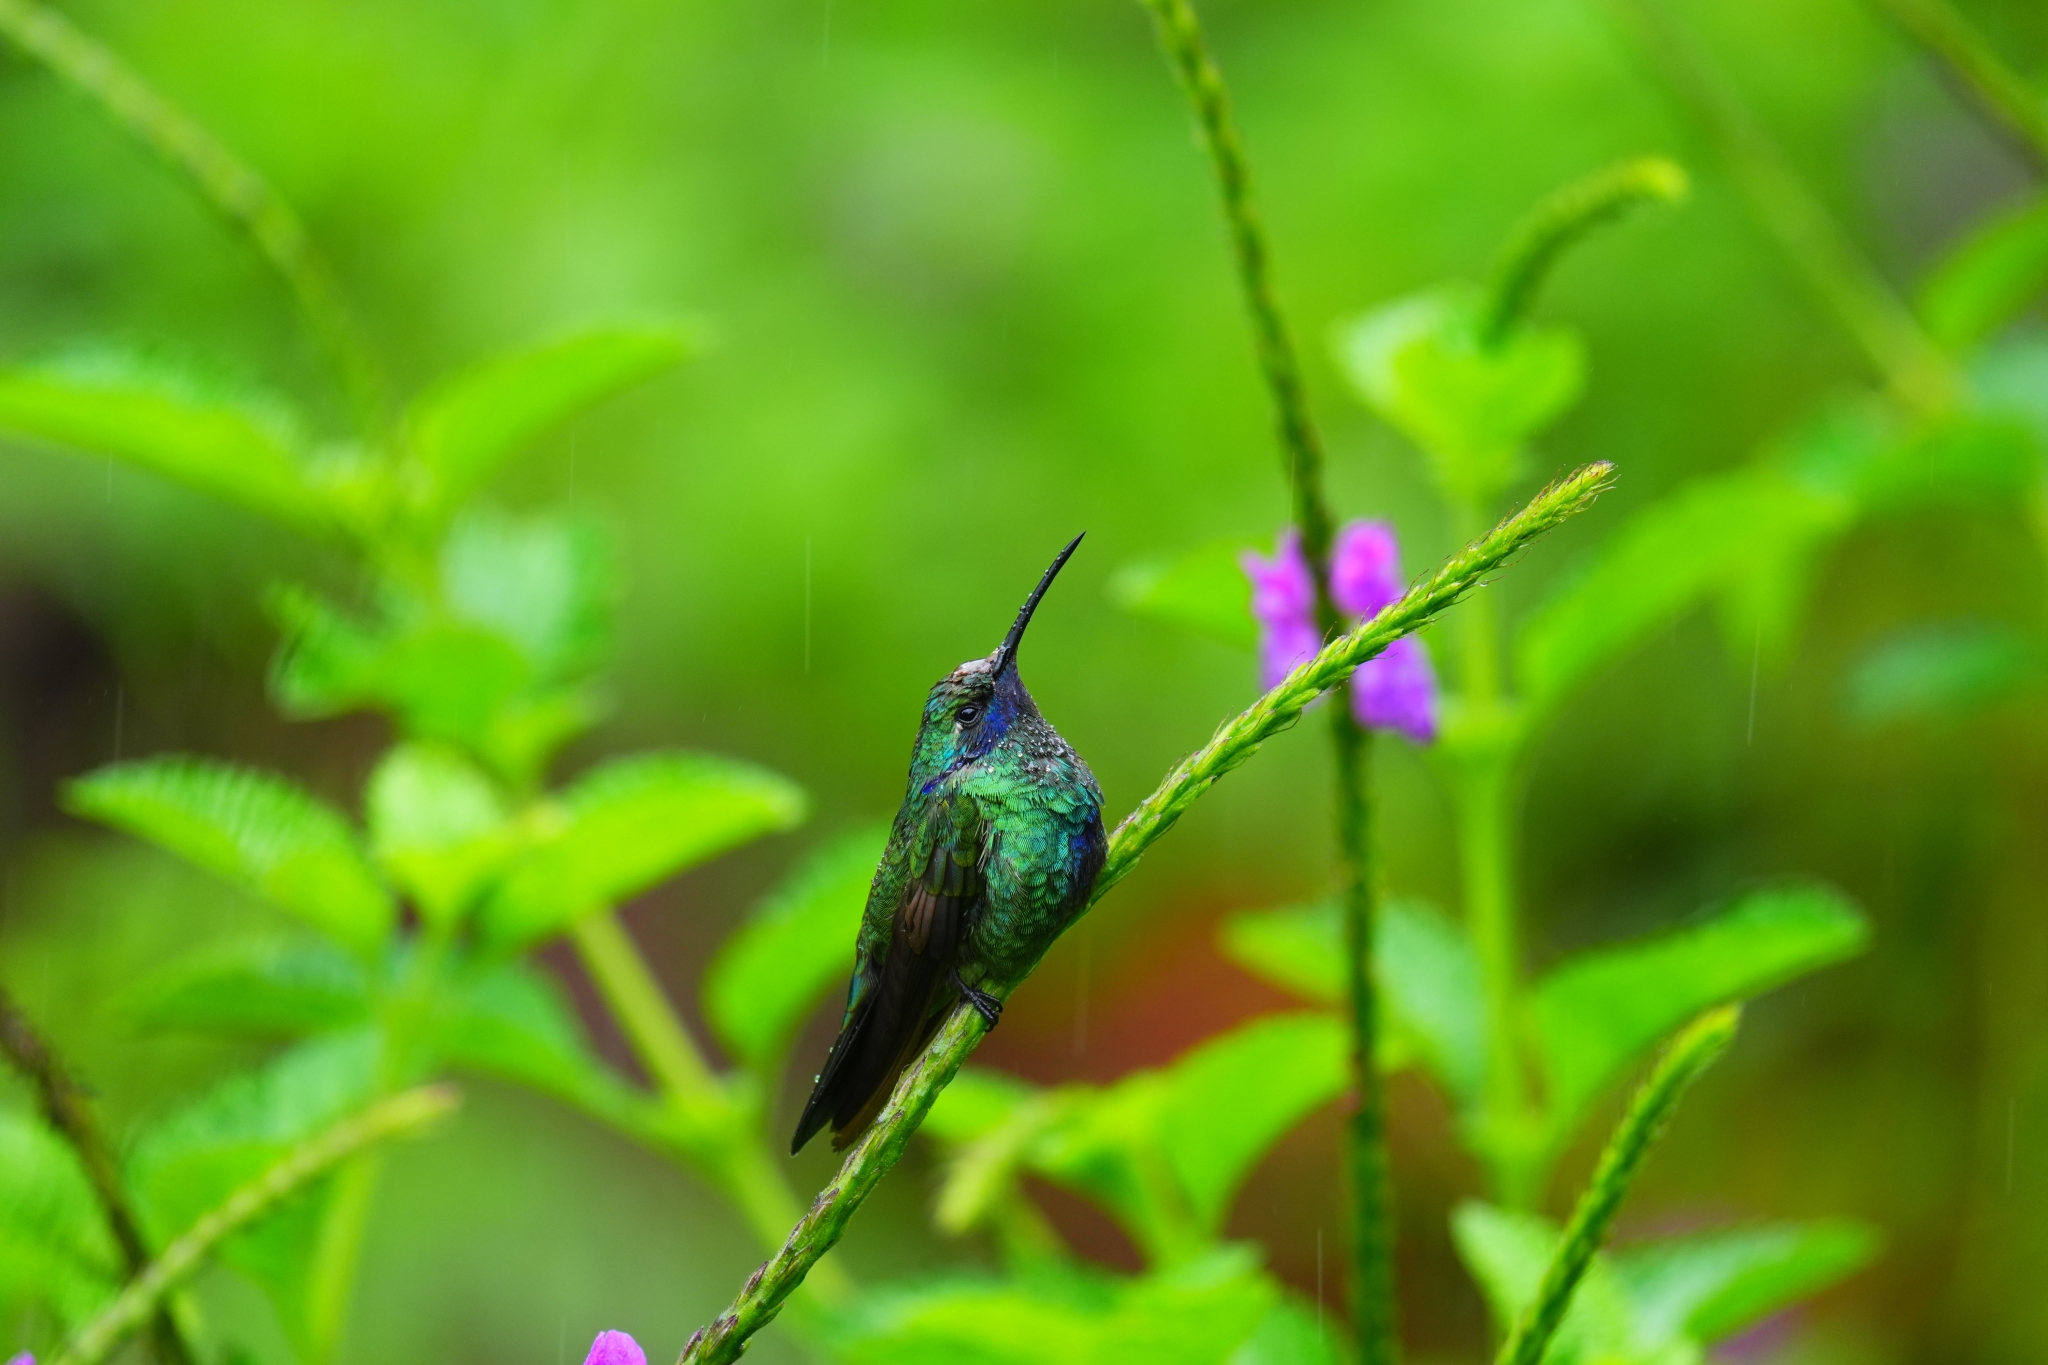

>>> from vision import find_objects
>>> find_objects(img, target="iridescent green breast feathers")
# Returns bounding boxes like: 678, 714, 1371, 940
792, 535, 1106, 1154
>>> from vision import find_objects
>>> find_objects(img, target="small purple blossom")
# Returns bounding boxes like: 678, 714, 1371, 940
7, 1353, 33, 1365
1243, 520, 1438, 744
584, 1331, 645, 1365
1330, 520, 1404, 618
1240, 529, 1321, 691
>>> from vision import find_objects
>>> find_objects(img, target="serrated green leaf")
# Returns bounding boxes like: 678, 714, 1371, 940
704, 825, 888, 1067
0, 350, 329, 534
1615, 1220, 1880, 1346
426, 958, 655, 1136
440, 511, 615, 682
0, 1107, 120, 1328
834, 1248, 1279, 1365
129, 1031, 382, 1348
1108, 541, 1258, 651
1846, 620, 2048, 726
1532, 885, 1867, 1156
65, 757, 395, 954
1218, 899, 1485, 1105
1515, 469, 1845, 716
1450, 1203, 1644, 1365
405, 323, 694, 516
267, 585, 594, 784
1335, 287, 1583, 506
480, 753, 809, 950
366, 743, 513, 930
1919, 193, 2048, 351
126, 936, 372, 1037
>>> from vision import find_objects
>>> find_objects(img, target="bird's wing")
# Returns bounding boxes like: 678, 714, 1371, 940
790, 789, 985, 1153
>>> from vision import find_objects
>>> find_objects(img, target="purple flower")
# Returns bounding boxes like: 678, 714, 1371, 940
1241, 530, 1321, 691
1351, 634, 1437, 743
1330, 520, 1404, 618
1243, 520, 1438, 744
584, 1331, 645, 1365
7, 1354, 33, 1365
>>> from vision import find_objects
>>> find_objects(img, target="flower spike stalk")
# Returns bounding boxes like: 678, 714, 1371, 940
676, 462, 1614, 1365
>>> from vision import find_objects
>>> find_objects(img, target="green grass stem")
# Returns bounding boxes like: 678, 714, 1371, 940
1604, 0, 1957, 415
1482, 157, 1690, 346
1872, 0, 2048, 172
49, 1085, 458, 1365
1494, 1006, 1741, 1365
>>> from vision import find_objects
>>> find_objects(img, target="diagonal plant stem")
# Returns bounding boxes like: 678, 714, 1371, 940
1482, 156, 1690, 346
675, 462, 1615, 1365
1495, 1005, 1740, 1365
1871, 0, 2048, 173
1603, 0, 1958, 416
1135, 0, 1394, 1351
569, 910, 852, 1307
0, 0, 388, 427
0, 984, 198, 1365
49, 1084, 458, 1365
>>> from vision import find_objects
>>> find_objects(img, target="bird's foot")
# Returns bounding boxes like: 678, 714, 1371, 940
952, 972, 1003, 1028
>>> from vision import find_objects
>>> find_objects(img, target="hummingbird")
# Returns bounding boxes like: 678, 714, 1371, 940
792, 534, 1106, 1154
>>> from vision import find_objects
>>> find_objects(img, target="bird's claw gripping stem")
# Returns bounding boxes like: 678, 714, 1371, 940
952, 972, 1003, 1027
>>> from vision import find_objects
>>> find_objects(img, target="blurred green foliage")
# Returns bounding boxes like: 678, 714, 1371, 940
0, 0, 2045, 1362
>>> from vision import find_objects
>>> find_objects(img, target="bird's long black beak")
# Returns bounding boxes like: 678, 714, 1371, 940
992, 533, 1084, 677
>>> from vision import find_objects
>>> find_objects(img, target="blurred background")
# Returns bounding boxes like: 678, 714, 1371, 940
0, 0, 2043, 1360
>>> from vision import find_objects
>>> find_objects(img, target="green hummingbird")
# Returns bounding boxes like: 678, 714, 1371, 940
792, 534, 1106, 1153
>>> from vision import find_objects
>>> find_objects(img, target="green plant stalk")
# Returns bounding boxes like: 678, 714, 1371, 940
303, 1153, 381, 1365
50, 1085, 458, 1365
1481, 157, 1689, 346
0, 986, 199, 1365
568, 910, 851, 1306
1136, 0, 1393, 1350
1443, 496, 1532, 1203
1872, 0, 2048, 172
0, 0, 387, 427
1602, 0, 1957, 416
676, 462, 1615, 1365
1494, 1006, 1740, 1365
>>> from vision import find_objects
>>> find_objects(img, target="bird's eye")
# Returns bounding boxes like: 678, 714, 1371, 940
957, 705, 980, 725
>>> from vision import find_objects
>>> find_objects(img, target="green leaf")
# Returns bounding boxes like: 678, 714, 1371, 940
1108, 541, 1258, 651
426, 957, 656, 1135
65, 757, 395, 954
440, 511, 615, 682
1919, 193, 2048, 351
480, 752, 809, 950
1450, 1203, 1642, 1365
1160, 1014, 1348, 1231
1615, 1220, 1880, 1346
129, 1031, 383, 1348
126, 935, 372, 1037
1218, 899, 1485, 1105
1846, 621, 2048, 726
925, 1067, 1040, 1144
834, 1248, 1280, 1365
0, 1108, 120, 1327
1531, 884, 1867, 1155
1335, 287, 1583, 505
1226, 1298, 1351, 1365
0, 349, 329, 534
366, 743, 514, 929
1515, 468, 1845, 716
405, 322, 694, 516
703, 824, 889, 1067
267, 585, 594, 784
